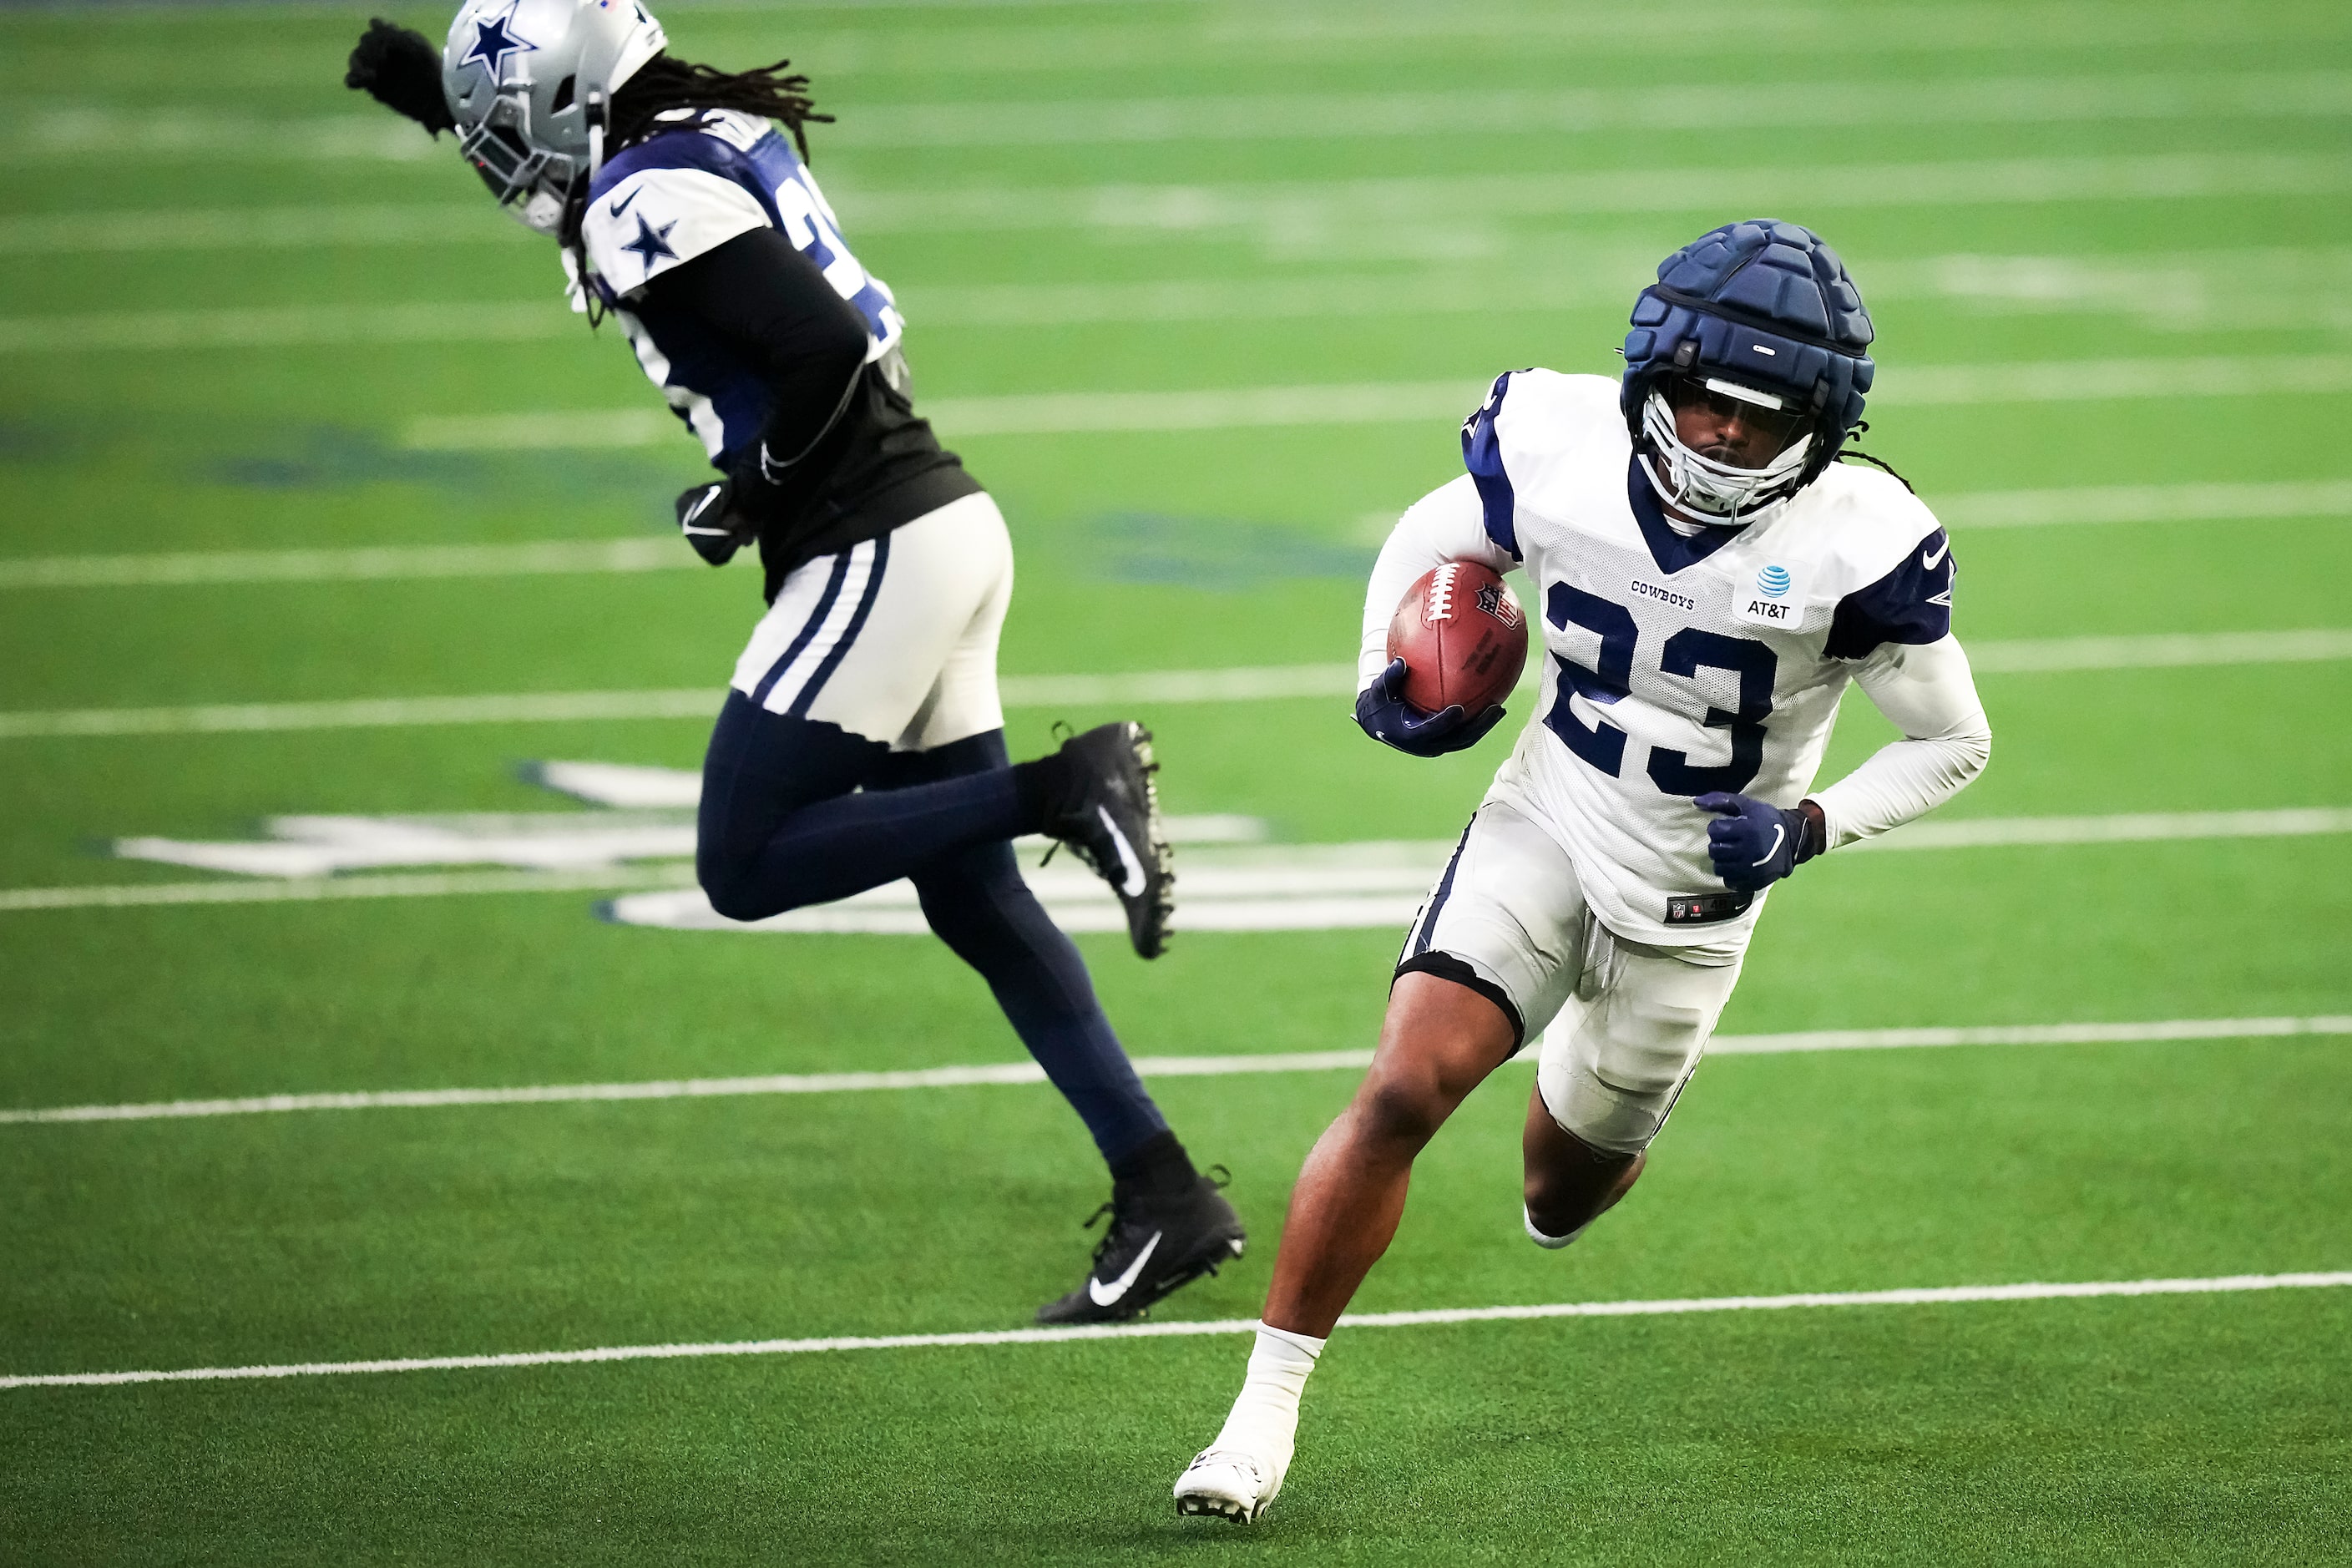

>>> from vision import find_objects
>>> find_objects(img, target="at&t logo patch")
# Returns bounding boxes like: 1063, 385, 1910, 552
1733, 562, 1805, 629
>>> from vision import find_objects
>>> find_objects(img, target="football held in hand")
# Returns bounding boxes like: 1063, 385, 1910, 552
1385, 559, 1528, 715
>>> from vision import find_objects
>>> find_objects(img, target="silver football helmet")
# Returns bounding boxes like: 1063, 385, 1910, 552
442, 0, 666, 232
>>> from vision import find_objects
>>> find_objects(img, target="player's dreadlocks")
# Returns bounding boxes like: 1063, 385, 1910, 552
346, 20, 834, 326
608, 54, 831, 160
572, 57, 827, 321
1833, 424, 1916, 493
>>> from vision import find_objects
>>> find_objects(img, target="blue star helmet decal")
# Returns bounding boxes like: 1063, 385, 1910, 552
620, 213, 680, 274
461, 3, 538, 84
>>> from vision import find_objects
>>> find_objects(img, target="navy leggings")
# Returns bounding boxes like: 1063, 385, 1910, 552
696, 691, 1168, 1163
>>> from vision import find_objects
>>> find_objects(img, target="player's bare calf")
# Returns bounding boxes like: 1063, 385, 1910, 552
1522, 1099, 1646, 1247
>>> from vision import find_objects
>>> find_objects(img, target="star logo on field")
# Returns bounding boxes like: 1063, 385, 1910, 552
620, 213, 680, 273
461, 3, 537, 83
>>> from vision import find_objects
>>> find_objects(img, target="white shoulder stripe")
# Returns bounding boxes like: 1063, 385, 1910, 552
579, 166, 769, 291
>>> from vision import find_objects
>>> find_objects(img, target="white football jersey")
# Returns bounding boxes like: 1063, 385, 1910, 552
1462, 369, 1955, 952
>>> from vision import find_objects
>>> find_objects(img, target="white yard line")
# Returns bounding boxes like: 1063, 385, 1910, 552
733, 154, 2352, 235
1939, 478, 2352, 528
0, 688, 723, 740
2, 630, 2345, 743
4, 1016, 2344, 1125
0, 204, 523, 255
5, 1271, 2346, 1390
9, 803, 2340, 918
1856, 807, 2352, 849
1962, 628, 2352, 672
0, 152, 2341, 271
11, 6, 2346, 119
599, 807, 2352, 936
0, 302, 559, 356
0, 539, 695, 590
751, 73, 2352, 149
6, 73, 2340, 183
910, 246, 2352, 331
388, 357, 2352, 448
0, 865, 697, 914
917, 355, 2352, 427
2, 478, 2339, 593
8, 245, 2348, 341
109, 810, 1263, 880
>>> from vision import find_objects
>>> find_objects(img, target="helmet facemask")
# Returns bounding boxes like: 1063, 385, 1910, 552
1639, 377, 1815, 525
460, 94, 579, 232
443, 0, 662, 239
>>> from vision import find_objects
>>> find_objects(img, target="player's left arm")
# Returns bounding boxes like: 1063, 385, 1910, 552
580, 164, 872, 565
1809, 634, 1992, 847
1699, 524, 1990, 890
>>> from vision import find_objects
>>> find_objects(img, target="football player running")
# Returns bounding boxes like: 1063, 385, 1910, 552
343, 0, 1245, 1323
1174, 220, 1992, 1521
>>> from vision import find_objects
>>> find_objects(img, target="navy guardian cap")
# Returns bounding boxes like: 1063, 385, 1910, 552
1621, 220, 1876, 520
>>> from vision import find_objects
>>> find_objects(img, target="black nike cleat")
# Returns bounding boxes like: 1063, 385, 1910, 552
1039, 721, 1176, 959
1035, 1169, 1247, 1324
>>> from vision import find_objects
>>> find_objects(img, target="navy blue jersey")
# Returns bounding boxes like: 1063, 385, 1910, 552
580, 109, 905, 464
579, 109, 977, 600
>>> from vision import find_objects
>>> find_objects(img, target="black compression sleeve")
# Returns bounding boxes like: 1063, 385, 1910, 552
637, 227, 870, 477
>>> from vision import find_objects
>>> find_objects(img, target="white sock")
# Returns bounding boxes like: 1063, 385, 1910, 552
1208, 1324, 1326, 1465
1524, 1203, 1589, 1250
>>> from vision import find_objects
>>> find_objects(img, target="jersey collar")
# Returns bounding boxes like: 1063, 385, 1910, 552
1626, 453, 1747, 575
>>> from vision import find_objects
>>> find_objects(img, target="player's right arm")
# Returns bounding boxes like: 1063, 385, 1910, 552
1353, 475, 1517, 756
1356, 474, 1517, 691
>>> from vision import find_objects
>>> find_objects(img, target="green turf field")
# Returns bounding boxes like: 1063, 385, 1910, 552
4, 1, 2350, 1560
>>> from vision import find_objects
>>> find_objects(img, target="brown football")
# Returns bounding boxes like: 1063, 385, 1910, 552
1386, 560, 1528, 714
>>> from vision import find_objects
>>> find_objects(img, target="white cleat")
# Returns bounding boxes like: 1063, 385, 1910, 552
1173, 1446, 1286, 1524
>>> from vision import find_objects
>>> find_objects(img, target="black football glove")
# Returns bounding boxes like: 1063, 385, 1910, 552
674, 479, 751, 567
1696, 792, 1824, 893
1354, 657, 1506, 758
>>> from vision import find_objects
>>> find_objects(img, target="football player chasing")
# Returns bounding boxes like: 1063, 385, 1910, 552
344, 0, 1245, 1323
1174, 221, 1993, 1521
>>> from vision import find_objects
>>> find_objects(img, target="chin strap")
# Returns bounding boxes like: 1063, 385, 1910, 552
565, 89, 612, 329
1640, 391, 1810, 524
585, 87, 608, 184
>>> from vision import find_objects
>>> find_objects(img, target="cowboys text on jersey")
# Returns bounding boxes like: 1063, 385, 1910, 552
1444, 366, 1960, 948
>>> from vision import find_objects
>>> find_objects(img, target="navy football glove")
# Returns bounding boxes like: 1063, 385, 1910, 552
675, 479, 751, 567
1696, 792, 1824, 893
1354, 657, 1506, 758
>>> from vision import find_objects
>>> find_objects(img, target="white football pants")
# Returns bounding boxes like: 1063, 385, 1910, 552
729, 492, 1014, 751
1399, 797, 1745, 1154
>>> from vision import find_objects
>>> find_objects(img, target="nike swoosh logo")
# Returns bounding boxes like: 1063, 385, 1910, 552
1088, 1230, 1161, 1306
608, 188, 640, 217
1096, 804, 1147, 898
681, 486, 723, 529
1750, 823, 1785, 867
1921, 539, 1949, 570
